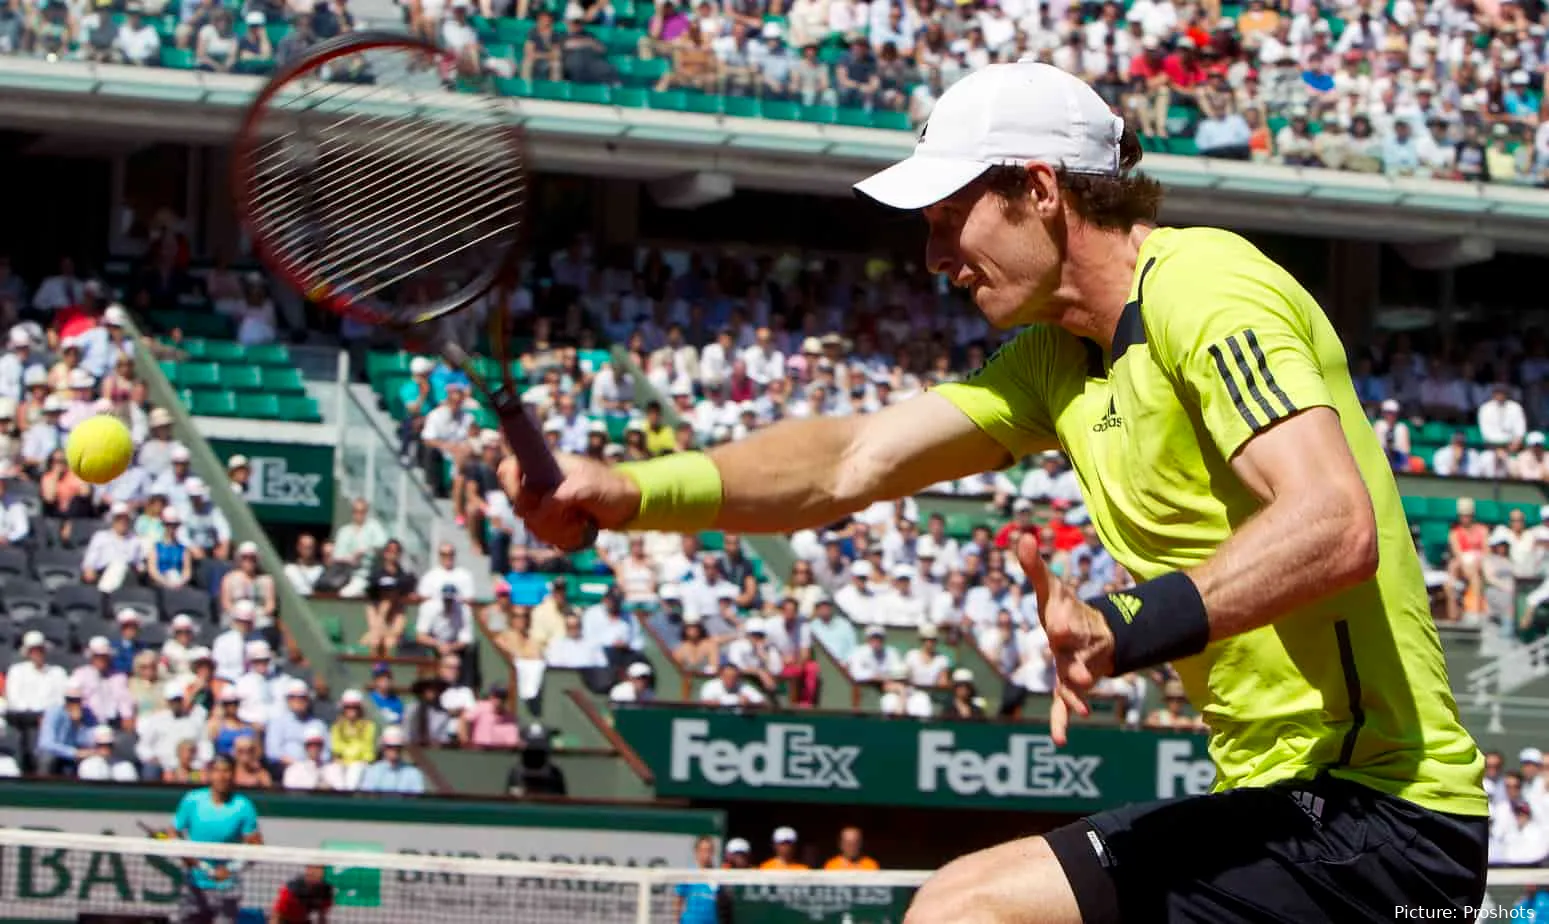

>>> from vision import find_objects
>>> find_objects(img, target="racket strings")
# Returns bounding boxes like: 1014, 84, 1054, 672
241, 41, 524, 322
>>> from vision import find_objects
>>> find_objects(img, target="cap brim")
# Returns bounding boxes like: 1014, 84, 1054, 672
854, 156, 990, 210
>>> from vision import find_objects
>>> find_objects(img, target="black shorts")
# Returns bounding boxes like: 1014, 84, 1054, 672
1045, 773, 1488, 923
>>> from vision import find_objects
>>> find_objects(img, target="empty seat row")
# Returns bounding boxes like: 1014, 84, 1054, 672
178, 389, 323, 423
2, 581, 216, 627
160, 362, 306, 395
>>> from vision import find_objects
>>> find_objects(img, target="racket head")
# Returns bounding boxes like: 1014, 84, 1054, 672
231, 31, 527, 330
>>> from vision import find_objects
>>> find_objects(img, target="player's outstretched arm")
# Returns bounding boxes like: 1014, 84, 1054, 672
502, 392, 1009, 548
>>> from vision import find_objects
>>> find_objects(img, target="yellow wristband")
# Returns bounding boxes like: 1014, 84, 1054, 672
616, 452, 724, 532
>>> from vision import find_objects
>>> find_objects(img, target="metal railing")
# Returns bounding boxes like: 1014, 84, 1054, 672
332, 352, 442, 572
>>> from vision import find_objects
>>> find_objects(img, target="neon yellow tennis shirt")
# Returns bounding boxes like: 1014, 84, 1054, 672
935, 226, 1485, 817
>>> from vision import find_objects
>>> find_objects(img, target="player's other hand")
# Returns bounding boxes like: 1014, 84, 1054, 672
499, 453, 641, 549
1018, 532, 1115, 747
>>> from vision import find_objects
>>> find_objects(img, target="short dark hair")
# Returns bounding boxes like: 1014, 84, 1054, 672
983, 126, 1163, 232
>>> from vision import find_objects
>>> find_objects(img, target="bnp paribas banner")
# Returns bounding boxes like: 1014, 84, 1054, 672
613, 706, 1217, 812
209, 438, 334, 526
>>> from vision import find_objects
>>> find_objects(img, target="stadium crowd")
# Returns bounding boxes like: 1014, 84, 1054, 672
2, 0, 1547, 183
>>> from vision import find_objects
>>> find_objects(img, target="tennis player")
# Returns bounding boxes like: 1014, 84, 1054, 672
505, 61, 1487, 922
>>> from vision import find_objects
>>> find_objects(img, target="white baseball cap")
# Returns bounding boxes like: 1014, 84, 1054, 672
92, 726, 116, 745
340, 689, 364, 706
21, 629, 45, 650
171, 614, 195, 631
772, 826, 799, 844
381, 725, 407, 746
115, 608, 141, 624
627, 662, 653, 679
87, 636, 112, 656
854, 61, 1123, 210
245, 639, 272, 661
163, 681, 186, 699
725, 837, 751, 855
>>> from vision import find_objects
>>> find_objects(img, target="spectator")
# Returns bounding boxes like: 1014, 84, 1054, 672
1447, 498, 1491, 623
507, 723, 568, 796
182, 480, 232, 561
231, 734, 273, 788
366, 664, 405, 726
213, 601, 258, 683
146, 507, 193, 589
221, 542, 277, 641
361, 538, 415, 656
1144, 679, 1207, 731
1480, 383, 1529, 448
284, 534, 325, 595
545, 613, 608, 670
162, 739, 206, 784
610, 661, 656, 703
824, 826, 880, 871
271, 865, 335, 924
944, 668, 987, 719
232, 640, 286, 728
37, 683, 97, 777
6, 630, 68, 769
415, 581, 476, 672
521, 10, 562, 81
81, 502, 143, 591
878, 663, 933, 718
846, 625, 902, 682
460, 684, 522, 749
333, 498, 389, 597
405, 674, 455, 747
674, 612, 720, 675
724, 618, 783, 693
903, 623, 950, 688
328, 689, 375, 789
77, 726, 137, 782
699, 661, 766, 708
136, 681, 206, 781
1492, 800, 1549, 867
126, 649, 165, 719
282, 729, 349, 791
208, 688, 253, 758
760, 827, 809, 870
266, 678, 330, 772
359, 726, 426, 794
161, 615, 200, 678
72, 636, 134, 729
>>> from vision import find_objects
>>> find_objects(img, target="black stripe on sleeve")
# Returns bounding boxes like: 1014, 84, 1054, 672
1243, 328, 1297, 417
1334, 619, 1365, 767
1226, 333, 1281, 424
1207, 342, 1260, 430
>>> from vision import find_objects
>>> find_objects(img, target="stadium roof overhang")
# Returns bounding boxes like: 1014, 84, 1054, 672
4, 55, 1549, 254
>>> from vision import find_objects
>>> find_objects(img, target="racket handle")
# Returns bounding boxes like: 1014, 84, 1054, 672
489, 388, 564, 493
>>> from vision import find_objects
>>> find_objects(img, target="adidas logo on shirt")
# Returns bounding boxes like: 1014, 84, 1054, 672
1092, 397, 1124, 432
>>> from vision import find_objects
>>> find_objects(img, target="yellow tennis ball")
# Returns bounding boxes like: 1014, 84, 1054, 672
67, 415, 135, 485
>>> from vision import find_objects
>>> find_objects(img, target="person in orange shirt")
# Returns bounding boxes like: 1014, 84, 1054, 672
823, 826, 880, 871
759, 827, 809, 870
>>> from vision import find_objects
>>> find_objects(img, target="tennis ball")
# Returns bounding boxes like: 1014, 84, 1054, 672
67, 415, 135, 485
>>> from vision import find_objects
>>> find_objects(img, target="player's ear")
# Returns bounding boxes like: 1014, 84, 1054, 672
1025, 162, 1063, 220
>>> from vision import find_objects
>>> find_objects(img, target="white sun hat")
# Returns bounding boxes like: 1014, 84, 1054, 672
854, 61, 1124, 211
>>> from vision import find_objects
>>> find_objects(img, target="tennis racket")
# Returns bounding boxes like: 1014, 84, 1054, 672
231, 31, 595, 549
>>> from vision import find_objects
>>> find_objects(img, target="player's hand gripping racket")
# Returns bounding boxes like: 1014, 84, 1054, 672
231, 32, 595, 550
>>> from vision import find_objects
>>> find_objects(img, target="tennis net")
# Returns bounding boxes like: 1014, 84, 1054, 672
0, 828, 928, 923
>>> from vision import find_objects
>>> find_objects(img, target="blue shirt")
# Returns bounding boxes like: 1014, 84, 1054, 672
109, 637, 143, 676
36, 703, 97, 760
675, 882, 720, 924
359, 760, 426, 794
368, 690, 404, 725
173, 789, 260, 891
265, 710, 330, 765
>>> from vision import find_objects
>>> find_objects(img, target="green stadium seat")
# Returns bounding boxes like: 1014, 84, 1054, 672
683, 92, 722, 114
1400, 496, 1429, 523
200, 340, 245, 364
265, 22, 290, 45
570, 83, 613, 105
1419, 520, 1451, 553
159, 361, 181, 386
494, 77, 532, 97
608, 27, 645, 53
724, 96, 761, 118
470, 14, 497, 40
873, 110, 911, 131
836, 107, 871, 127
470, 405, 498, 430
160, 47, 195, 69
632, 57, 668, 84
235, 392, 282, 420
235, 58, 276, 76
1168, 136, 1200, 156
801, 104, 837, 124
244, 343, 290, 366
179, 363, 220, 390
613, 0, 638, 22
761, 100, 800, 120
262, 367, 307, 395
219, 365, 265, 392
610, 55, 636, 80
278, 396, 322, 423
176, 338, 209, 361
1420, 421, 1453, 444
1475, 499, 1505, 524
190, 390, 237, 416
699, 531, 725, 552
154, 14, 177, 41
818, 44, 844, 65
485, 42, 517, 63
648, 90, 688, 111
944, 513, 977, 540
532, 80, 572, 101
495, 16, 533, 44
1463, 426, 1484, 446
365, 353, 413, 381
1426, 497, 1458, 522
614, 87, 648, 108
